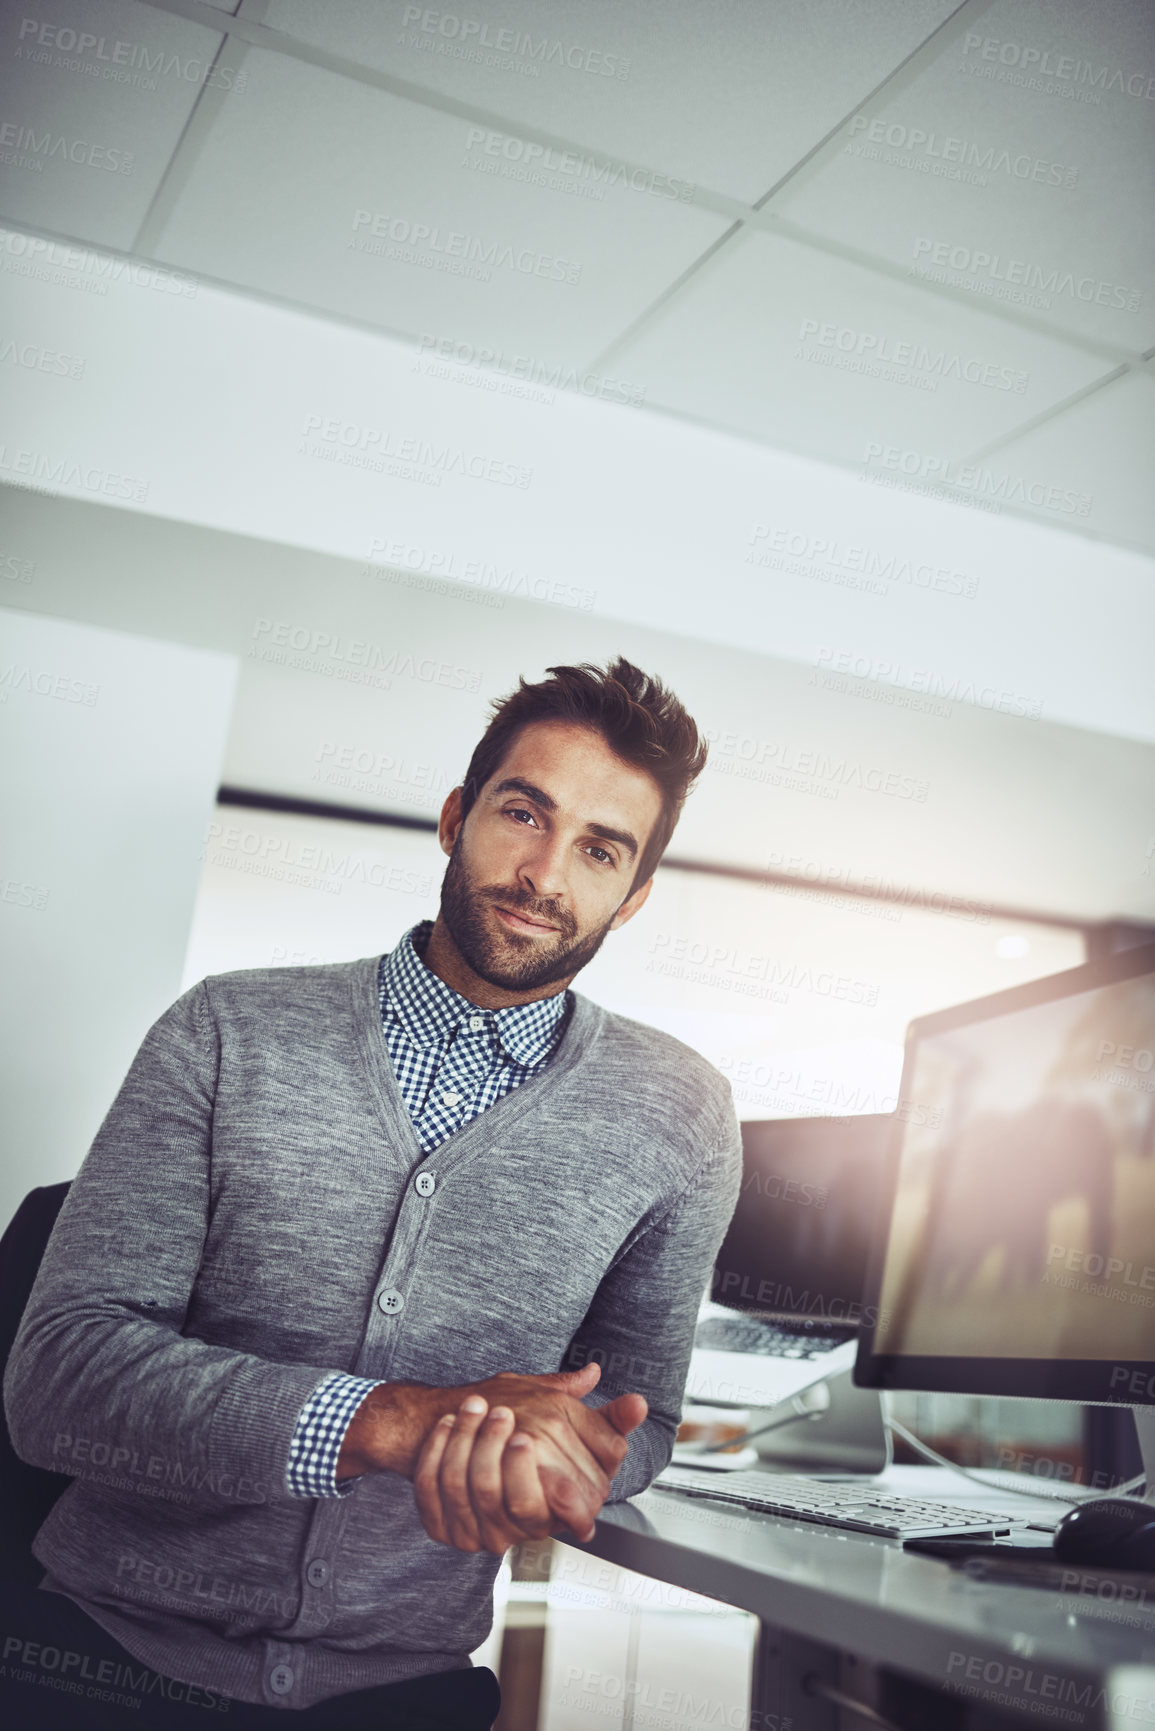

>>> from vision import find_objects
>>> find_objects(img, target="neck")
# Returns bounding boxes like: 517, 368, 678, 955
421, 914, 572, 1010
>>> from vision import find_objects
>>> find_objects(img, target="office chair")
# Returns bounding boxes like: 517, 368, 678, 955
0, 1182, 74, 1583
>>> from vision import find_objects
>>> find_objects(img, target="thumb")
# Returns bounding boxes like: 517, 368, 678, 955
546, 1361, 602, 1396
601, 1391, 648, 1436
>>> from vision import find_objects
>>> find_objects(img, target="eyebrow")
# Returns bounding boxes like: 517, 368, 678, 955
491, 776, 639, 860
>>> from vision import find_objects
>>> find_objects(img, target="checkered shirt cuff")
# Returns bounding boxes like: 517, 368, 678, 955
287, 1372, 384, 1498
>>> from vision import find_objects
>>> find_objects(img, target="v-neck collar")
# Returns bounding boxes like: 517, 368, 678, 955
347, 953, 602, 1174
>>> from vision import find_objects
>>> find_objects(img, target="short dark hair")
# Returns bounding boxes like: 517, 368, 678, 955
458, 658, 708, 895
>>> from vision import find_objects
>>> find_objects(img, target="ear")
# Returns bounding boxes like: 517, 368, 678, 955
608, 875, 653, 932
438, 786, 464, 858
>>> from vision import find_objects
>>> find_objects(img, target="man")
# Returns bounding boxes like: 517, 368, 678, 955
5, 658, 743, 1727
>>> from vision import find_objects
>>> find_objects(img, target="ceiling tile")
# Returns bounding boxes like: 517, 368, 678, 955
772, 0, 1155, 352
0, 0, 233, 250
261, 0, 957, 203
149, 45, 728, 367
7, 0, 1150, 567
608, 225, 1109, 469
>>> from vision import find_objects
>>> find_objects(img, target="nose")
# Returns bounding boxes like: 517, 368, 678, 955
516, 829, 570, 905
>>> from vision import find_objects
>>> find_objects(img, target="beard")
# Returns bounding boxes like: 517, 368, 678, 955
437, 833, 619, 993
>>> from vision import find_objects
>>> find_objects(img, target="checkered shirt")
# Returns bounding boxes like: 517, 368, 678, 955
286, 920, 572, 1497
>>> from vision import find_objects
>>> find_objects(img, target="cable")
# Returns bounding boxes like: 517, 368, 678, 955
885, 1416, 1146, 1505
695, 1385, 831, 1454
699, 1405, 824, 1454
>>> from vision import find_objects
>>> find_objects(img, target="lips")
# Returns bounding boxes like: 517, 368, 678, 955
493, 904, 558, 935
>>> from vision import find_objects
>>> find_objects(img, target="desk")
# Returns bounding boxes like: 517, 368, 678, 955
571, 1468, 1155, 1730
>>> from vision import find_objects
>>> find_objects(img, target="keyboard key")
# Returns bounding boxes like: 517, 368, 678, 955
653, 1467, 1024, 1540
695, 1317, 853, 1358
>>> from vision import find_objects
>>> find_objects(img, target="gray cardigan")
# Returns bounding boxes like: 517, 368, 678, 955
5, 954, 742, 1709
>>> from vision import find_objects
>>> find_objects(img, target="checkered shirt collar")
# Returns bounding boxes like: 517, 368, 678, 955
380, 920, 570, 1067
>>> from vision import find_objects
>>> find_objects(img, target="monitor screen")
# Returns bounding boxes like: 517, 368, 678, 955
856, 943, 1155, 1404
711, 1114, 893, 1325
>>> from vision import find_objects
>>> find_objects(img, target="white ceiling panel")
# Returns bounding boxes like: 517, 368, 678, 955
262, 0, 959, 205
0, 0, 1151, 559
979, 368, 1155, 549
608, 225, 1110, 465
0, 0, 231, 249
772, 0, 1155, 353
149, 44, 728, 366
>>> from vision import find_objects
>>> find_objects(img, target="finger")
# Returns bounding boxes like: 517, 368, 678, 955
530, 1424, 612, 1511
594, 1394, 647, 1483
412, 1414, 455, 1545
501, 1432, 554, 1542
537, 1458, 601, 1543
516, 1392, 618, 1487
539, 1362, 601, 1397
467, 1406, 517, 1554
602, 1391, 648, 1436
569, 1407, 633, 1479
440, 1396, 488, 1551
527, 1432, 606, 1538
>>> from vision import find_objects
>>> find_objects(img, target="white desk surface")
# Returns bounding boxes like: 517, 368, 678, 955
569, 1465, 1155, 1730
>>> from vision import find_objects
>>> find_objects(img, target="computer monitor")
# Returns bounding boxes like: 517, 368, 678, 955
687, 1113, 894, 1412
855, 940, 1155, 1498
711, 1114, 894, 1324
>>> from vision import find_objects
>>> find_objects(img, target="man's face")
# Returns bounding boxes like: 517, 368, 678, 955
437, 719, 663, 994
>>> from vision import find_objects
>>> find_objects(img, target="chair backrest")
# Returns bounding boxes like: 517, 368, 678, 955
0, 1182, 74, 1582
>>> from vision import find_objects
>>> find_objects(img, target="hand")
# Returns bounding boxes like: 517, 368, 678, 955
412, 1370, 645, 1554
413, 1400, 556, 1553
341, 1361, 645, 1491
339, 1362, 647, 1549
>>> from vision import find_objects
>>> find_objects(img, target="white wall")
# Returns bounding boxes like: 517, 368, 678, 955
4, 486, 1153, 929
0, 608, 237, 1227
181, 800, 1085, 1124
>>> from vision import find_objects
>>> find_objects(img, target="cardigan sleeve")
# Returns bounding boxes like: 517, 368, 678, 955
3, 984, 353, 1508
562, 1108, 744, 1503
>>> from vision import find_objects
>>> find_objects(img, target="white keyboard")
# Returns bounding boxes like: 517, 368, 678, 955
654, 1466, 1029, 1539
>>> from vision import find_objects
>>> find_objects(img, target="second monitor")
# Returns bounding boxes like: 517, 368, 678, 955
686, 1113, 893, 1409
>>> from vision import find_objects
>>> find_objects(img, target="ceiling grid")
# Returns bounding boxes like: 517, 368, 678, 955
1, 0, 1151, 552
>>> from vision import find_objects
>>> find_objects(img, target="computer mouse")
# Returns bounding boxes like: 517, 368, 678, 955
1052, 1498, 1155, 1569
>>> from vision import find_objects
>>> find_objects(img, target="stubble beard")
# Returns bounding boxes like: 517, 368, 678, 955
437, 834, 619, 993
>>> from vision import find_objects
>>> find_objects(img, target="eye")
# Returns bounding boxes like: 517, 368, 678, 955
586, 845, 614, 866
506, 805, 538, 826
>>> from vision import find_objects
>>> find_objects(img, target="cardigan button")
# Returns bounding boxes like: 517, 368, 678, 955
269, 1665, 294, 1696
415, 1172, 436, 1197
377, 1288, 404, 1315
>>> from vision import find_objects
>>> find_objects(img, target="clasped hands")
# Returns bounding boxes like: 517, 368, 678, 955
414, 1361, 646, 1553
338, 1362, 647, 1555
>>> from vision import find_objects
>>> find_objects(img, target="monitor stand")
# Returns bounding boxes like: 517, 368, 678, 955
751, 1367, 889, 1476
750, 1398, 1155, 1497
